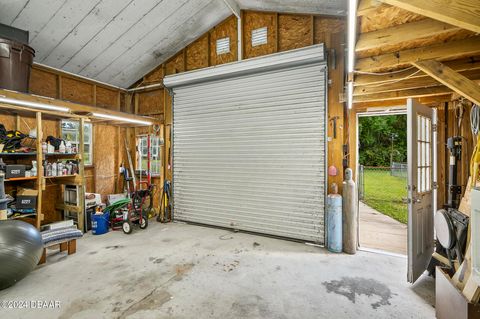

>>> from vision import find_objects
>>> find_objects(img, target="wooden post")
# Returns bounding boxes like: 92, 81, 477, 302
78, 118, 86, 232
35, 112, 43, 229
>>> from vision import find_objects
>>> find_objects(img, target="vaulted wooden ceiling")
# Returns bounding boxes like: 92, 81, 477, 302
353, 0, 480, 109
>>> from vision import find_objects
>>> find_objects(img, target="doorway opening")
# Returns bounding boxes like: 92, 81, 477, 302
357, 112, 408, 255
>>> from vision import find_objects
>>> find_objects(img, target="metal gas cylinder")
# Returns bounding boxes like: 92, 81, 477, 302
327, 190, 342, 253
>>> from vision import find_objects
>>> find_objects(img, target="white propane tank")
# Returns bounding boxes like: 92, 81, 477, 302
342, 168, 358, 254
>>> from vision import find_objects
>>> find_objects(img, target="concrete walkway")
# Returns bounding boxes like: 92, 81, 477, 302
0, 222, 433, 319
359, 201, 408, 255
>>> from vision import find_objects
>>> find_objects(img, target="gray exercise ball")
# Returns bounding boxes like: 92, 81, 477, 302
0, 220, 43, 290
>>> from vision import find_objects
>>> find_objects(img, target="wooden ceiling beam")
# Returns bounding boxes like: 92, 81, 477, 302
353, 94, 452, 110
354, 56, 480, 86
412, 59, 480, 105
354, 69, 480, 96
379, 0, 480, 33
353, 85, 452, 103
355, 36, 480, 72
355, 18, 460, 52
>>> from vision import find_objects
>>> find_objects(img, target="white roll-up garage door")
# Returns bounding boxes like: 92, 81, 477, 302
164, 45, 327, 244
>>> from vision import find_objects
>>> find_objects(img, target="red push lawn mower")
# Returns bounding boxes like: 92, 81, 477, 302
110, 136, 156, 234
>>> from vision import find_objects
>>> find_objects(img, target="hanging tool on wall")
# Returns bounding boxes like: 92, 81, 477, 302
330, 116, 340, 139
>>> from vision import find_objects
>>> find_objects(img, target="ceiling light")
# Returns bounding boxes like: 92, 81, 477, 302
0, 96, 70, 112
92, 112, 152, 125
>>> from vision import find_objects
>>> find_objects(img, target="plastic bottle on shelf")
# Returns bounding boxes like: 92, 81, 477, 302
46, 162, 52, 177
47, 142, 54, 154
41, 142, 47, 154
31, 161, 37, 177
59, 141, 66, 154
51, 162, 57, 176
66, 141, 72, 154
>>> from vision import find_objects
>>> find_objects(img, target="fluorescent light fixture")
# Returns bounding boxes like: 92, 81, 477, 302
92, 112, 152, 125
0, 96, 70, 112
347, 82, 354, 110
347, 0, 358, 110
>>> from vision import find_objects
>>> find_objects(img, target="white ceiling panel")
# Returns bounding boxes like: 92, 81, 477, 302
107, 0, 231, 86
0, 0, 29, 25
7, 0, 66, 42
237, 0, 346, 16
0, 0, 346, 88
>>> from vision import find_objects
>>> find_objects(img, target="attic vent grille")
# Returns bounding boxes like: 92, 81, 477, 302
216, 37, 230, 55
251, 27, 268, 47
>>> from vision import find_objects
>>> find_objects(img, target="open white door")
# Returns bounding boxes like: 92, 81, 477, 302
407, 98, 436, 283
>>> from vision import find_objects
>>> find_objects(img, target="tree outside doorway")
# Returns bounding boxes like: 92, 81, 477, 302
358, 115, 408, 224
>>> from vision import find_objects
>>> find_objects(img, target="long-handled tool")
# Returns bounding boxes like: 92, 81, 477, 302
157, 180, 172, 223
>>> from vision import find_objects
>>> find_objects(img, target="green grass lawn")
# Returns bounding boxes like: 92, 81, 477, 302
362, 169, 408, 224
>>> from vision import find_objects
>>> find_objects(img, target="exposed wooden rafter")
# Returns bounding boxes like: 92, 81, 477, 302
354, 56, 480, 86
379, 0, 480, 33
355, 36, 480, 72
355, 18, 460, 52
353, 86, 452, 103
354, 69, 480, 96
412, 59, 480, 105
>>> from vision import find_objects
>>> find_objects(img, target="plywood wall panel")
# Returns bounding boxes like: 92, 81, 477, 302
144, 66, 165, 84
94, 124, 118, 201
96, 86, 119, 110
243, 11, 277, 59
187, 34, 209, 71
29, 68, 58, 98
165, 52, 185, 75
61, 77, 94, 105
138, 89, 164, 115
42, 184, 62, 224
278, 14, 312, 52
210, 16, 237, 65
314, 17, 345, 45
85, 167, 95, 193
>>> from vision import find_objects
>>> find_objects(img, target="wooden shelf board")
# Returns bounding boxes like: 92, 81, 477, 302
44, 174, 79, 179
5, 176, 38, 182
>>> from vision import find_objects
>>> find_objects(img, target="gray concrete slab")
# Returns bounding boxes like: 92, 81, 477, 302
0, 222, 434, 319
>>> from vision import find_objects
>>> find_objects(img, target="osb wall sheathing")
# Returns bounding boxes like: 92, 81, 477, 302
94, 124, 119, 202
165, 52, 185, 75
243, 11, 277, 59
278, 14, 313, 52
187, 34, 210, 71
138, 89, 164, 115
29, 68, 58, 99
61, 77, 94, 106
143, 66, 165, 84
210, 16, 238, 65
96, 86, 119, 110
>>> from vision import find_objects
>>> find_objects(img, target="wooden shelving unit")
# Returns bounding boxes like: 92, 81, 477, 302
0, 110, 86, 230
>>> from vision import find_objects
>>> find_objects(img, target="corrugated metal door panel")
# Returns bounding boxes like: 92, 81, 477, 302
170, 49, 327, 243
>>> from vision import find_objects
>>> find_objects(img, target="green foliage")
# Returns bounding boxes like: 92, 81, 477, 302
362, 169, 408, 224
358, 115, 407, 166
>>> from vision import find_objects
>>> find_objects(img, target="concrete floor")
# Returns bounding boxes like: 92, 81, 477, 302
359, 202, 408, 255
0, 222, 434, 319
